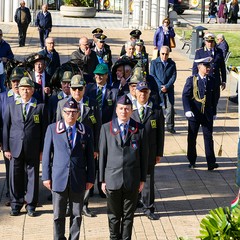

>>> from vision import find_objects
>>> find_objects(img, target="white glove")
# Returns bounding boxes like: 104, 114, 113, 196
185, 111, 194, 118
213, 115, 217, 120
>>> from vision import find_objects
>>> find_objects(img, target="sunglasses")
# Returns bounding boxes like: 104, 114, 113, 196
164, 21, 169, 24
71, 87, 84, 91
63, 110, 79, 115
161, 53, 169, 56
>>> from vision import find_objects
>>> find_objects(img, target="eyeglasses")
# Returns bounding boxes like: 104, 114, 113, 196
161, 53, 169, 56
164, 21, 169, 24
71, 87, 84, 91
63, 110, 79, 115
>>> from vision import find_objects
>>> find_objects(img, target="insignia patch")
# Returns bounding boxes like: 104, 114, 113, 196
150, 120, 157, 128
107, 99, 113, 106
89, 115, 97, 124
33, 114, 40, 123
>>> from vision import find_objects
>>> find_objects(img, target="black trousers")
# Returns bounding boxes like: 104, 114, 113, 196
17, 23, 28, 46
10, 150, 39, 211
106, 185, 139, 240
141, 165, 155, 214
187, 119, 216, 166
4, 154, 10, 195
38, 28, 50, 48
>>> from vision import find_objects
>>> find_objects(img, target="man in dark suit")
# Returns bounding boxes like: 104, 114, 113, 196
183, 57, 218, 171
39, 37, 60, 77
48, 71, 72, 123
56, 74, 100, 217
85, 63, 116, 198
99, 95, 148, 240
0, 68, 24, 204
14, 1, 31, 47
71, 36, 99, 83
3, 77, 47, 216
150, 45, 177, 133
35, 4, 52, 49
42, 98, 95, 240
29, 54, 52, 103
192, 32, 226, 105
131, 81, 165, 220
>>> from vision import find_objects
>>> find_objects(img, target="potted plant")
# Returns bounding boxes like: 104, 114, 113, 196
60, 0, 96, 18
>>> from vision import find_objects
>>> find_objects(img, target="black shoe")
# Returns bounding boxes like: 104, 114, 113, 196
208, 163, 219, 171
27, 209, 36, 217
229, 96, 238, 104
188, 164, 196, 169
167, 129, 176, 134
146, 212, 159, 220
82, 206, 96, 217
136, 200, 144, 208
10, 209, 20, 216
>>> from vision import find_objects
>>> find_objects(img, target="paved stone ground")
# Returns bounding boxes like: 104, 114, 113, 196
0, 11, 239, 240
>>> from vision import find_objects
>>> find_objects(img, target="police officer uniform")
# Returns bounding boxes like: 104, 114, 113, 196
183, 57, 218, 170
192, 33, 226, 104
92, 33, 113, 71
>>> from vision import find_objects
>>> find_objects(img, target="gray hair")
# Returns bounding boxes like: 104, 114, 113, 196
216, 34, 225, 40
125, 40, 136, 49
160, 45, 170, 53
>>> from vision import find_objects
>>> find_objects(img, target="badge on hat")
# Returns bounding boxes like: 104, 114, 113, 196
117, 95, 132, 105
19, 77, 34, 88
136, 81, 149, 91
63, 97, 79, 109
92, 28, 103, 34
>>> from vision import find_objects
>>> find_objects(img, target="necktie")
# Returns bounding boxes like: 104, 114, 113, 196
37, 74, 42, 85
67, 126, 73, 148
23, 103, 27, 120
121, 123, 127, 142
97, 86, 103, 110
139, 106, 145, 122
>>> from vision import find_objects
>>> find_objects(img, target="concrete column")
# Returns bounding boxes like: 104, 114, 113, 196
159, 0, 168, 26
12, 1, 19, 22
132, 0, 141, 28
122, 0, 130, 28
150, 0, 159, 29
0, 0, 4, 22
142, 0, 152, 29
4, 0, 13, 22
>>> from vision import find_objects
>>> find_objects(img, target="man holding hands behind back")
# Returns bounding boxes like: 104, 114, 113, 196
99, 95, 148, 240
42, 98, 95, 240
